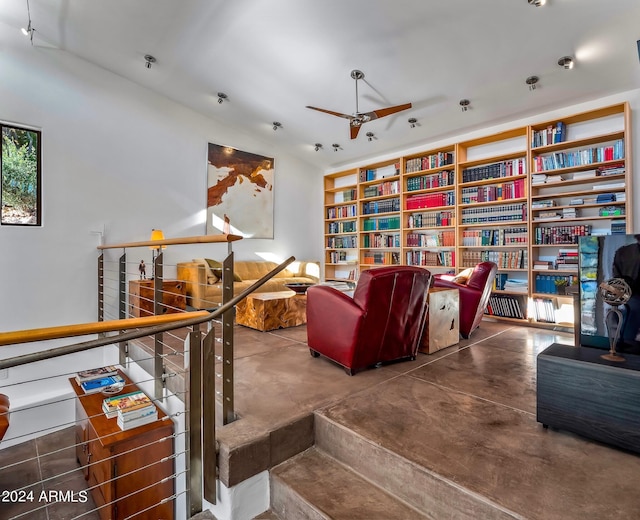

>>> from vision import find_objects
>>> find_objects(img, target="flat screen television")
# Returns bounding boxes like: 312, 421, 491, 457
579, 233, 640, 353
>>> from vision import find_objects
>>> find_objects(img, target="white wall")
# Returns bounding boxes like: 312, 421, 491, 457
0, 24, 324, 332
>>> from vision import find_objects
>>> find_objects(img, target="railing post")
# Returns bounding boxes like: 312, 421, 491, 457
154, 252, 164, 399
118, 252, 127, 364
203, 327, 217, 504
98, 253, 104, 322
221, 250, 235, 424
186, 324, 204, 514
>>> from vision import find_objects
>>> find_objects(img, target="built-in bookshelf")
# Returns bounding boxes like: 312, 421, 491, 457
322, 102, 633, 327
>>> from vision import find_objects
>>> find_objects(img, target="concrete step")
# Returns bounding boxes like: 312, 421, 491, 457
314, 404, 520, 520
270, 447, 428, 520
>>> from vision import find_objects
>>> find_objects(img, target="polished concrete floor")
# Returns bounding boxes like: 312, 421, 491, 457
3, 320, 640, 519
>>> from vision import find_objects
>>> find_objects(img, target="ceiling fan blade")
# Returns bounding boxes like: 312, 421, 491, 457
350, 124, 361, 140
306, 106, 353, 120
366, 103, 412, 121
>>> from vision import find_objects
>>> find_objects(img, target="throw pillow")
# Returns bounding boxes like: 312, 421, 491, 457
452, 267, 474, 285
205, 258, 242, 282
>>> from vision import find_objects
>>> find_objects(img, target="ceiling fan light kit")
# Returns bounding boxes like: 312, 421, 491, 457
306, 69, 412, 140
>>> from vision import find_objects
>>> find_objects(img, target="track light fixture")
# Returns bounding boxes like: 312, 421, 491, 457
217, 92, 228, 104
526, 76, 539, 90
332, 143, 341, 152
272, 121, 282, 131
21, 0, 35, 44
144, 55, 156, 69
527, 0, 546, 6
314, 143, 323, 152
408, 118, 418, 128
558, 56, 574, 70
459, 99, 470, 112
366, 132, 375, 141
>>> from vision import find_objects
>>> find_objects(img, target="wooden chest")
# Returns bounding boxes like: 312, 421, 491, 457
71, 372, 175, 520
129, 279, 186, 317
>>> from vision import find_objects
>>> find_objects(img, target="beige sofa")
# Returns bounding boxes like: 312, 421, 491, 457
176, 259, 319, 309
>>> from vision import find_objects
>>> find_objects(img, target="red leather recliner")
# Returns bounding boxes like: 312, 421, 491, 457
307, 266, 432, 375
0, 394, 9, 441
432, 261, 498, 339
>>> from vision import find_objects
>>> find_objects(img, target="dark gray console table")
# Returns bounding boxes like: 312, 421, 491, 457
537, 343, 640, 454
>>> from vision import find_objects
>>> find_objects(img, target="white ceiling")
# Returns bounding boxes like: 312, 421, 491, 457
2, 0, 640, 170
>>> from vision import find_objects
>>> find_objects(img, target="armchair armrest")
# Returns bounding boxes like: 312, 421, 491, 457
306, 286, 364, 366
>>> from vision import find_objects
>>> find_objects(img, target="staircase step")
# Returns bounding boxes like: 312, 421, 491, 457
314, 412, 518, 520
271, 447, 428, 520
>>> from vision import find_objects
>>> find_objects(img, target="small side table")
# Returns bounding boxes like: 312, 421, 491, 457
236, 291, 307, 331
129, 279, 186, 317
420, 287, 460, 354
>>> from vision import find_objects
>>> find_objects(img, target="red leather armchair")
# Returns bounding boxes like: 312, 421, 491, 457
432, 261, 498, 339
0, 394, 9, 441
307, 266, 432, 375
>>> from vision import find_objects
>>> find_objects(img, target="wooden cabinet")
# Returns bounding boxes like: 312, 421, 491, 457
322, 102, 633, 328
129, 279, 186, 317
72, 372, 175, 520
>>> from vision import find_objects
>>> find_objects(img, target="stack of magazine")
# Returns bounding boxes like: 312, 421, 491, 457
102, 391, 157, 431
76, 366, 125, 395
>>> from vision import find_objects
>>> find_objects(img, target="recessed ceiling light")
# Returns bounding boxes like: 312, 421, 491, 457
332, 143, 341, 152
526, 76, 539, 90
558, 56, 574, 70
408, 118, 418, 128
459, 99, 470, 112
527, 0, 546, 6
314, 143, 323, 151
144, 55, 156, 69
272, 121, 282, 131
217, 92, 228, 104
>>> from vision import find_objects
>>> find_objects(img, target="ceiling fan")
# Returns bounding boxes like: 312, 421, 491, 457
306, 70, 412, 140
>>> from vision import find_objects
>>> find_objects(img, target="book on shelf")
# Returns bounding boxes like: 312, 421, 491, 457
569, 198, 584, 206
80, 374, 125, 395
102, 391, 149, 419
503, 279, 528, 293
594, 182, 625, 190
533, 261, 553, 270
76, 365, 118, 384
572, 169, 597, 180
532, 200, 555, 209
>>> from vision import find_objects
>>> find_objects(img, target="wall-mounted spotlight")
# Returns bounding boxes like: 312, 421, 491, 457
459, 99, 470, 112
217, 92, 228, 104
332, 143, 341, 152
314, 143, 323, 152
527, 0, 546, 6
144, 55, 156, 69
408, 118, 418, 128
366, 132, 376, 142
558, 56, 574, 70
526, 75, 539, 91
272, 121, 282, 131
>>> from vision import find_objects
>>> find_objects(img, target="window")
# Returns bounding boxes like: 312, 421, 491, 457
1, 123, 41, 226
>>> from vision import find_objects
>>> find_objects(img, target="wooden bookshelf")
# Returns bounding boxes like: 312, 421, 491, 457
322, 102, 633, 327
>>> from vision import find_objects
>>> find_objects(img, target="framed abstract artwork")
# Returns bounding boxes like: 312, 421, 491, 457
206, 144, 274, 238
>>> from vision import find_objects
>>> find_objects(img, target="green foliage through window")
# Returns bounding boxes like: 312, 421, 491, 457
1, 124, 41, 225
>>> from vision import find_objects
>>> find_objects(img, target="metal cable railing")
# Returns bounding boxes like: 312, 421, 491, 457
0, 242, 295, 520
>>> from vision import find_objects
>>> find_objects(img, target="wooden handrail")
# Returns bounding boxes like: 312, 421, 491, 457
0, 311, 210, 347
97, 234, 243, 250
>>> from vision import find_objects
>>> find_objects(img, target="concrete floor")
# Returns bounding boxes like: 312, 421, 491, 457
4, 319, 640, 519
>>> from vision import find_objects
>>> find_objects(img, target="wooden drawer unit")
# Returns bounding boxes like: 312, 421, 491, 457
71, 372, 175, 520
129, 279, 186, 317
